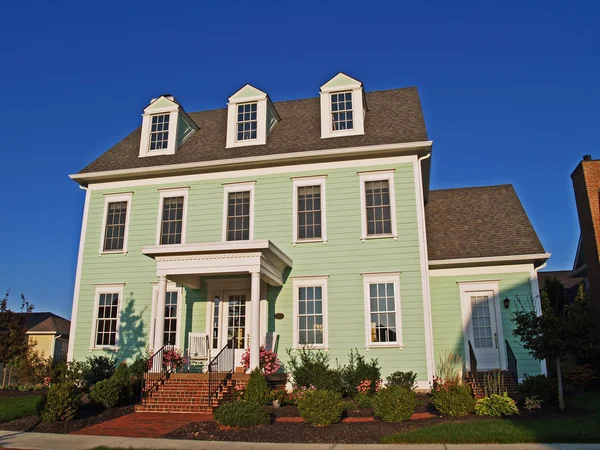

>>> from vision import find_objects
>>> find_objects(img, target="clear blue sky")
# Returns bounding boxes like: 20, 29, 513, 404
0, 1, 598, 319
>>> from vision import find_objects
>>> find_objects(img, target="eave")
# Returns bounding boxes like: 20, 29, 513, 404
428, 253, 551, 269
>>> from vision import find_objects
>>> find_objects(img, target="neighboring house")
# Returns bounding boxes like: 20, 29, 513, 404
67, 72, 549, 390
25, 312, 70, 360
538, 270, 585, 305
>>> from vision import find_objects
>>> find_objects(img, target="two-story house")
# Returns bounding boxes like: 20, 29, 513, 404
67, 73, 549, 395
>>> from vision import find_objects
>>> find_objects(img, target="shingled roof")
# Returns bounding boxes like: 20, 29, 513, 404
425, 185, 545, 261
23, 312, 70, 335
78, 87, 428, 174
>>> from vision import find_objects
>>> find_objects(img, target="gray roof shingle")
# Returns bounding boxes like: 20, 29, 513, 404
425, 185, 546, 261
78, 87, 428, 174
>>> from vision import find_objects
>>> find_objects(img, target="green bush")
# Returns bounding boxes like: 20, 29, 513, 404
372, 386, 416, 422
518, 375, 557, 406
432, 384, 475, 417
338, 349, 381, 396
214, 401, 270, 428
475, 393, 519, 416
286, 348, 342, 392
85, 355, 117, 387
89, 363, 132, 408
129, 350, 151, 379
39, 382, 82, 422
386, 371, 417, 390
354, 392, 373, 408
244, 368, 269, 406
297, 389, 345, 426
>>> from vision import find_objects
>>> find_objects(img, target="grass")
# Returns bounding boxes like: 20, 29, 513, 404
382, 392, 600, 444
0, 395, 42, 423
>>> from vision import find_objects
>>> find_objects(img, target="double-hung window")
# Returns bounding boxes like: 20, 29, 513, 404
359, 170, 397, 240
223, 182, 255, 241
331, 91, 353, 131
149, 114, 170, 151
164, 291, 178, 345
292, 175, 327, 243
157, 188, 189, 245
362, 273, 402, 348
92, 284, 124, 349
100, 193, 132, 254
236, 102, 258, 141
293, 276, 328, 349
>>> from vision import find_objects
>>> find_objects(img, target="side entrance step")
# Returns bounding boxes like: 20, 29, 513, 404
465, 370, 519, 399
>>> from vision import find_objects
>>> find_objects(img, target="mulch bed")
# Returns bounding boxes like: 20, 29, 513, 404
0, 389, 45, 399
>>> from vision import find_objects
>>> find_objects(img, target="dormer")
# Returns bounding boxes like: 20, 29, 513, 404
226, 84, 280, 148
320, 72, 366, 139
138, 95, 198, 158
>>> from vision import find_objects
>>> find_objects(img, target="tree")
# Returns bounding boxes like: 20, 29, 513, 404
0, 290, 34, 388
512, 279, 599, 410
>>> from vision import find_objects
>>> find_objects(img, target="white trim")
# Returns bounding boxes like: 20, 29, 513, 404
292, 175, 327, 244
458, 280, 506, 371
531, 263, 548, 376
99, 192, 133, 255
72, 142, 432, 185
139, 108, 179, 158
361, 272, 403, 349
89, 284, 125, 351
429, 253, 551, 268
67, 187, 91, 361
430, 263, 536, 277
358, 170, 398, 240
222, 181, 256, 242
150, 282, 183, 349
292, 276, 329, 350
156, 187, 189, 245
413, 156, 435, 383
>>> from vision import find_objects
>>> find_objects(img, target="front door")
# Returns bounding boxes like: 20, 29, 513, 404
220, 290, 250, 366
467, 291, 501, 370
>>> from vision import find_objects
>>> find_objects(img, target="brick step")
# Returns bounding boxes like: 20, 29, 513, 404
135, 405, 215, 414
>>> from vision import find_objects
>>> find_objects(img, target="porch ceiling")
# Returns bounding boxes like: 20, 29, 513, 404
141, 239, 292, 287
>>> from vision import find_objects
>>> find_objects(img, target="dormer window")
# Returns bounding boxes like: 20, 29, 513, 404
138, 95, 198, 158
237, 103, 258, 141
149, 114, 170, 150
331, 91, 353, 131
226, 84, 279, 148
320, 73, 366, 139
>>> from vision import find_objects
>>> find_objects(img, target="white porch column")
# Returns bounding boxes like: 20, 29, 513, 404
250, 272, 261, 371
153, 276, 168, 351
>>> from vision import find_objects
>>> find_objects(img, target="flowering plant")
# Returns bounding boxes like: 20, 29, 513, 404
43, 377, 51, 387
288, 385, 316, 405
240, 346, 281, 375
356, 379, 382, 395
162, 348, 188, 370
432, 375, 460, 392
232, 383, 246, 401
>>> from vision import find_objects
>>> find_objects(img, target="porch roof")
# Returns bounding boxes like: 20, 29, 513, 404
141, 240, 292, 287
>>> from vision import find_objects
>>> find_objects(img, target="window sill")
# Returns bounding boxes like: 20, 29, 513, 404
365, 344, 404, 350
291, 346, 329, 351
88, 347, 119, 352
99, 250, 128, 256
292, 239, 327, 246
361, 234, 398, 241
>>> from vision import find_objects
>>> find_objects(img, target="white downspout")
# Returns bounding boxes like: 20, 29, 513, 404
532, 261, 548, 375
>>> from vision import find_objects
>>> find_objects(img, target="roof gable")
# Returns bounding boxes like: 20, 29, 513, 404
320, 72, 362, 91
228, 84, 267, 102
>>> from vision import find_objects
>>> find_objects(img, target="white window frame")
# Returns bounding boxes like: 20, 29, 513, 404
235, 102, 259, 143
89, 283, 125, 351
292, 175, 327, 244
222, 181, 256, 242
358, 170, 398, 240
319, 74, 365, 139
362, 272, 402, 349
99, 192, 133, 255
156, 187, 190, 245
150, 282, 183, 349
292, 276, 329, 350
139, 108, 179, 157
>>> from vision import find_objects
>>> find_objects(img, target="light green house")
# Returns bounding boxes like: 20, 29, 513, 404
67, 72, 549, 389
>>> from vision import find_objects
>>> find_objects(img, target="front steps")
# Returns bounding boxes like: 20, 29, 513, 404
466, 370, 518, 399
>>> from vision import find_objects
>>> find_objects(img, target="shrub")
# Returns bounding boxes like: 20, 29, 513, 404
214, 401, 270, 428
129, 350, 151, 379
524, 396, 543, 411
372, 386, 417, 422
518, 375, 557, 406
39, 382, 81, 422
475, 393, 519, 416
338, 349, 381, 397
387, 371, 417, 390
244, 368, 269, 406
286, 348, 342, 392
297, 389, 344, 426
432, 384, 475, 416
85, 355, 117, 387
89, 363, 132, 408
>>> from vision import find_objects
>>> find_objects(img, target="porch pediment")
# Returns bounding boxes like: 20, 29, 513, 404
141, 240, 292, 286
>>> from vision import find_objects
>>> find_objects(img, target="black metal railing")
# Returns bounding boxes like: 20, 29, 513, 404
141, 344, 174, 403
506, 339, 518, 381
468, 340, 478, 380
208, 337, 236, 405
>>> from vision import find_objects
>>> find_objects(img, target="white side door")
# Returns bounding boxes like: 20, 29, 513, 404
222, 290, 250, 367
467, 291, 501, 370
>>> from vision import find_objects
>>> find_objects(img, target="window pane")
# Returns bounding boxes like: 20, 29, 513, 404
226, 191, 250, 241
368, 283, 397, 343
297, 185, 322, 240
103, 201, 128, 251
160, 196, 184, 245
95, 292, 119, 347
149, 114, 170, 150
365, 180, 392, 236
331, 91, 353, 131
297, 284, 325, 347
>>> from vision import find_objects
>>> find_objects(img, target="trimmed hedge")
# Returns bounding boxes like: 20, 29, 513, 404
432, 384, 475, 417
39, 382, 81, 422
214, 401, 270, 428
297, 389, 345, 426
372, 386, 416, 422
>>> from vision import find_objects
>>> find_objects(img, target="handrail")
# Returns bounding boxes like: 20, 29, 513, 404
505, 339, 518, 382
141, 344, 174, 403
208, 337, 236, 405
468, 340, 478, 380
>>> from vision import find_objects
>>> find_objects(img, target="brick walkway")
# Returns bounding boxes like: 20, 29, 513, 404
70, 412, 213, 438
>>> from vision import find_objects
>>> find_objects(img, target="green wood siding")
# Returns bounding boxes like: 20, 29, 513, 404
72, 160, 428, 379
430, 271, 542, 379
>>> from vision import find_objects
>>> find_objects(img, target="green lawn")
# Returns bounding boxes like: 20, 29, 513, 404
382, 392, 600, 444
0, 395, 42, 423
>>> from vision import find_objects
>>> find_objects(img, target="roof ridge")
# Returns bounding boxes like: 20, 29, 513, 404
430, 184, 513, 193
